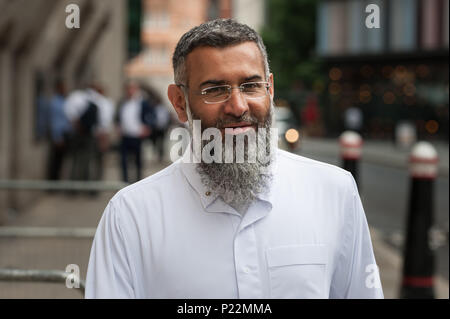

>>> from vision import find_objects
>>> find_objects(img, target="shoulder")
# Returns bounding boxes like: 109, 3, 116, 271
276, 149, 355, 192
109, 161, 183, 209
65, 90, 86, 104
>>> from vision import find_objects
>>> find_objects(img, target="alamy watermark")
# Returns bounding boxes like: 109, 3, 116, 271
65, 264, 81, 289
365, 4, 380, 29
365, 264, 382, 289
169, 120, 278, 164
65, 4, 80, 29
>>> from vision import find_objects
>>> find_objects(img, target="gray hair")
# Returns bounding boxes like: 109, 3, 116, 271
172, 19, 270, 86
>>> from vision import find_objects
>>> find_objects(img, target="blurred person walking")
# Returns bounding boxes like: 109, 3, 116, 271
35, 74, 50, 142
47, 79, 71, 181
64, 83, 114, 185
142, 85, 171, 162
116, 81, 153, 183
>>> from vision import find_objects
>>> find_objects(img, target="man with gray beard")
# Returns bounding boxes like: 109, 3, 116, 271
185, 97, 275, 214
86, 19, 383, 299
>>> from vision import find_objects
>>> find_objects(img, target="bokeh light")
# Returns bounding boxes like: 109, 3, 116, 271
329, 82, 341, 95
329, 67, 343, 81
425, 120, 439, 134
403, 83, 416, 97
285, 129, 300, 143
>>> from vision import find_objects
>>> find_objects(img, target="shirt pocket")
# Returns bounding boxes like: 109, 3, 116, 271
266, 244, 328, 299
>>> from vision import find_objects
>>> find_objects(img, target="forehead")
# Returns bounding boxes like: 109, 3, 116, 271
185, 42, 265, 87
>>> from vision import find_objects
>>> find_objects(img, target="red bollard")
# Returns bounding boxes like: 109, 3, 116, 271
400, 141, 439, 299
339, 131, 363, 188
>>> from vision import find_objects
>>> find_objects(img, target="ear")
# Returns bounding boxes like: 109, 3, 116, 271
168, 84, 188, 123
268, 73, 274, 99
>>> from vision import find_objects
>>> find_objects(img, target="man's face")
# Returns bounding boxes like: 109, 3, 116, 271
183, 41, 274, 134
168, 41, 275, 212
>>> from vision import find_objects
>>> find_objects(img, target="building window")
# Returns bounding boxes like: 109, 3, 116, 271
144, 11, 170, 29
144, 0, 170, 29
144, 45, 169, 66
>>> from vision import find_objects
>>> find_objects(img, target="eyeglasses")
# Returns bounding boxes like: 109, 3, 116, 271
179, 81, 271, 104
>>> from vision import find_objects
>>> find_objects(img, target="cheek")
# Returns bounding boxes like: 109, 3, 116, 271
190, 102, 221, 128
249, 100, 271, 123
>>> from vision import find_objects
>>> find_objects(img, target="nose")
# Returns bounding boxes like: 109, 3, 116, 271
223, 87, 249, 118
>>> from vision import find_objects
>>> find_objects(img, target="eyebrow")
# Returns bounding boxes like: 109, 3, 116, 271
199, 79, 226, 89
199, 75, 264, 89
243, 75, 263, 82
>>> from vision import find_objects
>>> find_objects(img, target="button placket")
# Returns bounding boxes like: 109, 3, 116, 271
233, 224, 263, 298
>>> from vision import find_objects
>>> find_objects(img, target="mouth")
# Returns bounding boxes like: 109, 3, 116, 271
222, 122, 256, 135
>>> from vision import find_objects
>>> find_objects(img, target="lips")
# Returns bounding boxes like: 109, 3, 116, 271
222, 123, 255, 135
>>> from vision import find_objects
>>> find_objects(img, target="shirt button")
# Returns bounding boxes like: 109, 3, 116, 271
205, 191, 211, 196
243, 267, 251, 274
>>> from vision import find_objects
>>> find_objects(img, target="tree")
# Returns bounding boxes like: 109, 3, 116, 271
261, 0, 322, 93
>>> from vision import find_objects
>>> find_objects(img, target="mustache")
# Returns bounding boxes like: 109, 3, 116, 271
216, 113, 260, 129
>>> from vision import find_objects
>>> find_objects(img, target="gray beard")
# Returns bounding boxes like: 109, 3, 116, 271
187, 102, 275, 214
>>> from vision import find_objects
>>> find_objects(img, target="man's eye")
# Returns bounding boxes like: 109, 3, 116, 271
204, 87, 227, 96
242, 82, 263, 91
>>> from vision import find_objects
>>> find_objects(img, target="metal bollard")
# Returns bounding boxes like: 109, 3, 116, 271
339, 131, 363, 187
400, 141, 438, 299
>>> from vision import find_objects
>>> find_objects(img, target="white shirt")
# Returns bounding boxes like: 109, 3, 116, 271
85, 148, 384, 299
64, 89, 114, 133
119, 96, 144, 138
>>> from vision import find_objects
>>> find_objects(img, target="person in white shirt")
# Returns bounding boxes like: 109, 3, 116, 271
64, 85, 114, 134
141, 84, 172, 163
64, 84, 113, 184
116, 81, 152, 182
86, 19, 383, 299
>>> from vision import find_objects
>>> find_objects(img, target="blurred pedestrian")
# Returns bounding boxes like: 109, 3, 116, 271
35, 74, 50, 141
64, 83, 113, 185
116, 80, 153, 183
47, 79, 71, 181
142, 85, 171, 162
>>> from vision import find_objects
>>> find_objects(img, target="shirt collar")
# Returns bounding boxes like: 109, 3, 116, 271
179, 144, 220, 209
179, 142, 279, 212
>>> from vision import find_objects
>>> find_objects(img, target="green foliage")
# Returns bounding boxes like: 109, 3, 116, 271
261, 0, 323, 93
128, 0, 142, 59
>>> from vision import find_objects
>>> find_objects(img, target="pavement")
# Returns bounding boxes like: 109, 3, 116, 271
0, 139, 448, 299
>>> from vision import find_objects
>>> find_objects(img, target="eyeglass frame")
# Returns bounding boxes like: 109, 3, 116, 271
177, 81, 272, 104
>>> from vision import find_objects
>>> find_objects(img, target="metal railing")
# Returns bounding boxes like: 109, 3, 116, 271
0, 179, 121, 298
0, 226, 96, 238
0, 268, 85, 295
0, 179, 128, 192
